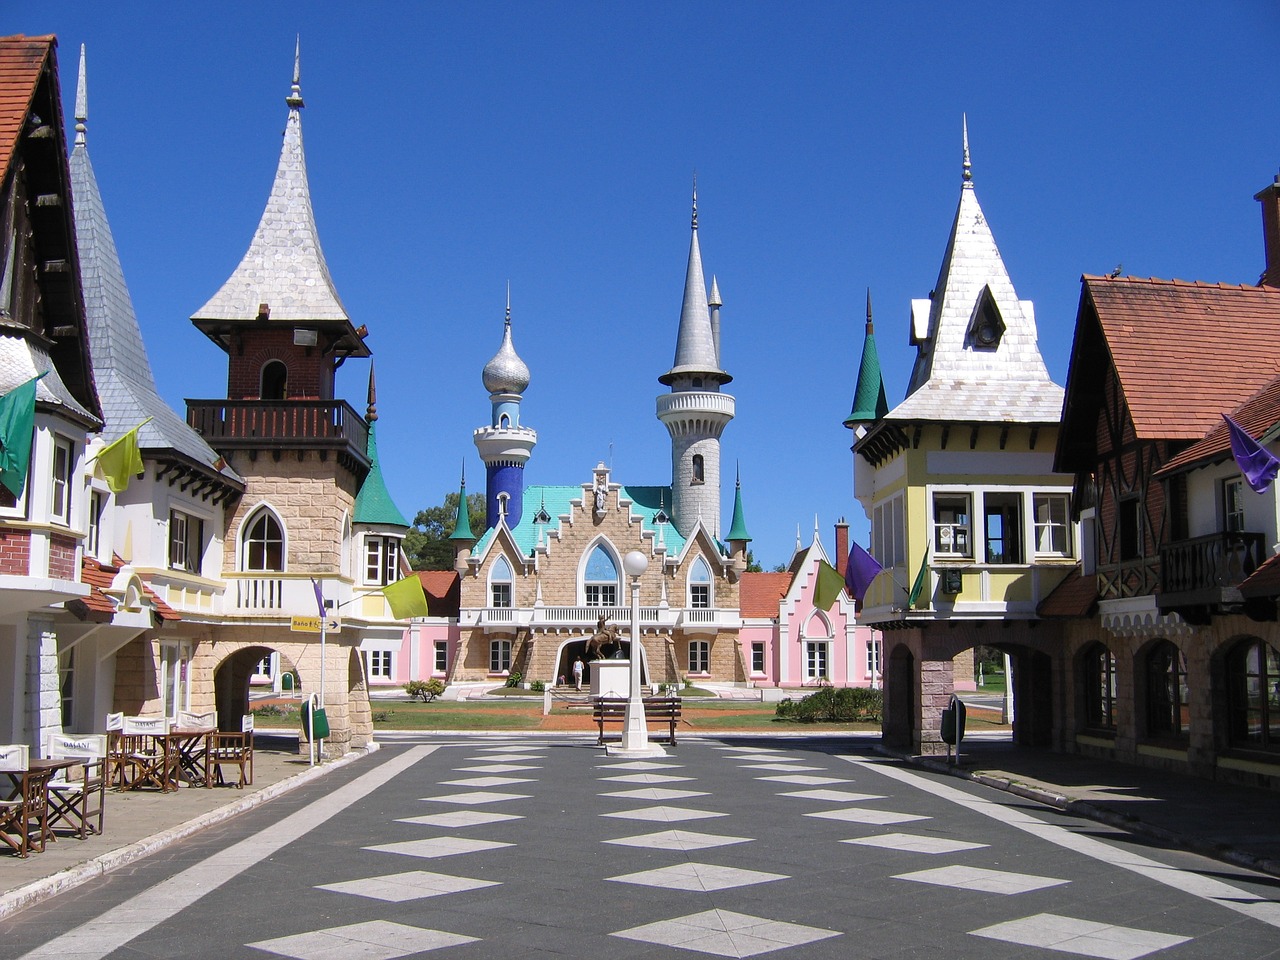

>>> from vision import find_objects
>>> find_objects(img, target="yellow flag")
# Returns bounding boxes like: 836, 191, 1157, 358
383, 575, 429, 619
812, 559, 847, 611
95, 420, 148, 494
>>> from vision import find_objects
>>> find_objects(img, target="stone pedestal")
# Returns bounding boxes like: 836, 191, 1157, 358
591, 660, 630, 698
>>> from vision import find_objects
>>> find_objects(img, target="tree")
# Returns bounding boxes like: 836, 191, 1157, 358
744, 549, 764, 574
404, 491, 486, 570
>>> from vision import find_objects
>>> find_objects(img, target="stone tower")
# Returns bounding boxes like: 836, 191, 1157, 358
657, 186, 734, 539
473, 291, 536, 530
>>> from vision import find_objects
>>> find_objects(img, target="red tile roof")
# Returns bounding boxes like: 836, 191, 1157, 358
71, 555, 180, 623
1241, 552, 1280, 599
1158, 374, 1280, 476
1036, 565, 1098, 619
739, 572, 791, 618
416, 570, 460, 618
0, 35, 54, 186
1085, 276, 1280, 441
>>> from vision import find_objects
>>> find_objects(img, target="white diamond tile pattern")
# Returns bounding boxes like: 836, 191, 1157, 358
453, 764, 540, 773
396, 811, 522, 828
779, 789, 884, 802
970, 913, 1191, 959
609, 862, 787, 892
363, 837, 513, 859
418, 790, 530, 805
604, 829, 754, 851
440, 776, 535, 787
756, 775, 852, 785
247, 920, 477, 959
602, 805, 727, 823
896, 864, 1068, 895
805, 807, 929, 825
600, 787, 710, 801
613, 909, 840, 957
600, 773, 695, 784
843, 833, 988, 855
316, 870, 499, 902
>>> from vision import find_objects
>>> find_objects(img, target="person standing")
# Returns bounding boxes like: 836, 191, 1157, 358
572, 657, 585, 692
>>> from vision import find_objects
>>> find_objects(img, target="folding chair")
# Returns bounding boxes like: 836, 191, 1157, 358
0, 744, 51, 857
105, 712, 126, 789
120, 716, 172, 790
209, 714, 254, 788
175, 711, 216, 787
44, 733, 107, 839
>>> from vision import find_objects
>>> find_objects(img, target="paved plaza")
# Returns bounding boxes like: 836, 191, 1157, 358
4, 736, 1280, 958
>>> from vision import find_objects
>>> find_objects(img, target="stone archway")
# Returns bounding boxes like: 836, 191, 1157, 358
212, 645, 269, 731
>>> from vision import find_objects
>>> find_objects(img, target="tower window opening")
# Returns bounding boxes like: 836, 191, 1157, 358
499, 413, 510, 428
261, 360, 288, 400
692, 454, 705, 484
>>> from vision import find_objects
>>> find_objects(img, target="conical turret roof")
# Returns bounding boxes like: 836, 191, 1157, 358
353, 367, 407, 526
659, 186, 731, 386
726, 469, 751, 543
844, 290, 889, 427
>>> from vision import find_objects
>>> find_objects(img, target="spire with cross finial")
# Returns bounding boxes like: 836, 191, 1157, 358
962, 113, 972, 184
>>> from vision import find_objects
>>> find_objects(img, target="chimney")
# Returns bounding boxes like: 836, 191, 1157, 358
1256, 171, 1280, 287
834, 519, 849, 577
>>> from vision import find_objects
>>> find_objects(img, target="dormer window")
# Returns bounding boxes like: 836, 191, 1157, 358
966, 285, 1005, 350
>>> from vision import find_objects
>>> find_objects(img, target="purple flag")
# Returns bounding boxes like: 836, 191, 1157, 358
1224, 414, 1280, 494
311, 578, 326, 619
845, 542, 884, 603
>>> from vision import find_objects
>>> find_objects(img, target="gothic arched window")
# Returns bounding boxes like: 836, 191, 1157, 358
584, 545, 619, 607
688, 557, 712, 608
490, 556, 513, 608
242, 508, 284, 572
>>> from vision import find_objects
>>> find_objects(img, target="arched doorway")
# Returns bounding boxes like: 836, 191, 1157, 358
555, 635, 649, 688
883, 643, 916, 750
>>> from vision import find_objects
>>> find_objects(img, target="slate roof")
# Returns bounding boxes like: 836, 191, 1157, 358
891, 134, 1062, 423
353, 423, 407, 526
1082, 277, 1280, 441
68, 48, 241, 481
473, 483, 689, 559
1158, 374, 1280, 476
660, 192, 730, 386
739, 571, 791, 618
191, 51, 351, 326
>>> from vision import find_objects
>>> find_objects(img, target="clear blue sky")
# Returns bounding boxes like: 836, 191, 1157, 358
18, 3, 1280, 569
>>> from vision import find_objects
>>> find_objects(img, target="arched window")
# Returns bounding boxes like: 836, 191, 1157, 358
261, 360, 288, 400
499, 413, 510, 428
1227, 638, 1280, 750
242, 509, 284, 571
688, 557, 711, 609
1145, 640, 1188, 740
1082, 642, 1117, 731
801, 611, 832, 682
691, 454, 705, 484
490, 556, 513, 608
584, 544, 619, 607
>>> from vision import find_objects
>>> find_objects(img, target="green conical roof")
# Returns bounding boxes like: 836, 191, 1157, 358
844, 294, 889, 427
353, 423, 409, 526
449, 476, 475, 542
726, 473, 751, 543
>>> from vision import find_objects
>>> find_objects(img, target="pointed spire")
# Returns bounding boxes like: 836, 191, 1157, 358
660, 182, 731, 386
962, 113, 972, 184
366, 361, 378, 422
707, 275, 721, 307
353, 416, 408, 526
726, 464, 751, 543
691, 173, 698, 230
449, 462, 475, 541
795, 524, 802, 553
287, 35, 304, 108
74, 44, 87, 147
844, 288, 889, 428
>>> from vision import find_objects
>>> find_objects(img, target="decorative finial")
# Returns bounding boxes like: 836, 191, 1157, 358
366, 362, 378, 422
287, 36, 304, 108
74, 44, 87, 146
735, 461, 741, 488
460, 458, 466, 486
865, 288, 873, 334
962, 113, 972, 183
505, 281, 511, 329
691, 173, 698, 231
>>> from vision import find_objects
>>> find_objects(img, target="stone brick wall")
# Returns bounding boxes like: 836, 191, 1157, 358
221, 450, 358, 573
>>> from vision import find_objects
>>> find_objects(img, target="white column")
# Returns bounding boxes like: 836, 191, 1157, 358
26, 616, 60, 750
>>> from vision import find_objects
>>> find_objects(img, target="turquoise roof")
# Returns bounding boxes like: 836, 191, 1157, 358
353, 424, 409, 527
474, 483, 690, 558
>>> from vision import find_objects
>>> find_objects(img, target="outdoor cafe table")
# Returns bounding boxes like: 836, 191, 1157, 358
160, 728, 215, 790
1, 757, 78, 852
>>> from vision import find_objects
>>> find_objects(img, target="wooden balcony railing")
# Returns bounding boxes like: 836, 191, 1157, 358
1158, 531, 1266, 610
186, 400, 370, 464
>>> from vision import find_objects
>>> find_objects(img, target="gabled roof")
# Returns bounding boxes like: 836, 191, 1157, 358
69, 554, 180, 624
0, 34, 49, 185
1158, 374, 1280, 477
739, 571, 791, 618
415, 569, 460, 618
1058, 277, 1280, 472
69, 47, 241, 485
893, 128, 1061, 422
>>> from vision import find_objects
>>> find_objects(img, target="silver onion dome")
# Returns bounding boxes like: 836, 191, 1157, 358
482, 319, 530, 395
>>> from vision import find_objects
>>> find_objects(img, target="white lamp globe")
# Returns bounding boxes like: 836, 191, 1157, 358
623, 550, 649, 579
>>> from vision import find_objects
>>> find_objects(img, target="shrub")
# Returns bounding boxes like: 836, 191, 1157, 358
504, 671, 523, 688
530, 679, 545, 693
775, 686, 882, 723
404, 678, 446, 702
372, 710, 392, 723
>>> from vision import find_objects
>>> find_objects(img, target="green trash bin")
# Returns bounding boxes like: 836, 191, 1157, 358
302, 698, 330, 740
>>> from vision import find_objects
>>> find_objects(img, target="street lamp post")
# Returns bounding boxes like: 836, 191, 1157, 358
609, 549, 666, 757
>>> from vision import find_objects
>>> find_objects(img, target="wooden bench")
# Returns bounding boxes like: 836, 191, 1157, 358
593, 697, 681, 745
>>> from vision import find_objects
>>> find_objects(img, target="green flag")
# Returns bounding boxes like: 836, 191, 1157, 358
812, 558, 847, 611
0, 374, 44, 498
907, 544, 931, 608
94, 419, 149, 494
383, 574, 429, 619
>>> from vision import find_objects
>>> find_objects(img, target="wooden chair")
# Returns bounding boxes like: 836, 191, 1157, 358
209, 714, 254, 788
0, 744, 51, 858
175, 711, 216, 787
120, 716, 171, 790
44, 733, 107, 839
105, 712, 126, 789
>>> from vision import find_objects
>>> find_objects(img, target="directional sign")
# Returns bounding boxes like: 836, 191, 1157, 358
290, 615, 340, 634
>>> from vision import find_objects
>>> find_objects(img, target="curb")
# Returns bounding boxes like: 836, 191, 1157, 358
873, 745, 1280, 880
0, 742, 379, 922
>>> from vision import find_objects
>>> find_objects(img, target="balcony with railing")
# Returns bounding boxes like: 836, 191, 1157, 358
187, 399, 370, 465
460, 604, 741, 633
1158, 531, 1266, 612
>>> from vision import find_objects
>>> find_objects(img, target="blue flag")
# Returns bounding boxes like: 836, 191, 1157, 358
1224, 414, 1280, 494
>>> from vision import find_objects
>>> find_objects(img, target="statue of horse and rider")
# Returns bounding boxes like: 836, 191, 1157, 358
584, 614, 621, 660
